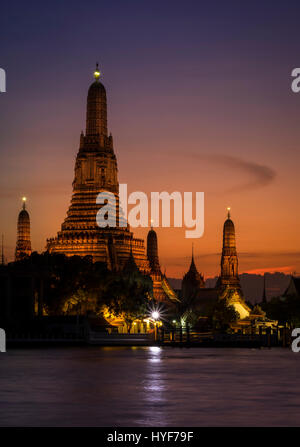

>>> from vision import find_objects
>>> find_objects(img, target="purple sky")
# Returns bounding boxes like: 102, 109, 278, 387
1, 0, 300, 277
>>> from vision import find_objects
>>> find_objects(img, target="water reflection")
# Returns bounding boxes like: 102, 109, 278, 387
140, 346, 167, 425
0, 347, 299, 426
148, 346, 161, 363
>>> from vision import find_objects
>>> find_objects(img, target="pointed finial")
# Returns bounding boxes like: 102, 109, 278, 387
94, 62, 100, 81
22, 197, 27, 210
227, 207, 231, 219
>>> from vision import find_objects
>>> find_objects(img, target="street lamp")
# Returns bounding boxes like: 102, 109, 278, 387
151, 311, 160, 341
151, 311, 160, 320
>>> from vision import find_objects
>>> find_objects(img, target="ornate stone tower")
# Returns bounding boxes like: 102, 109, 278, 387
15, 197, 32, 261
147, 228, 161, 274
181, 247, 205, 303
219, 208, 240, 290
218, 208, 250, 319
46, 65, 148, 271
146, 227, 179, 304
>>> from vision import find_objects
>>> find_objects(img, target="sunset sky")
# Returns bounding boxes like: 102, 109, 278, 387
1, 0, 300, 278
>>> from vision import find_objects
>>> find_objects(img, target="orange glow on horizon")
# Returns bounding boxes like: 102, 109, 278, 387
244, 266, 294, 275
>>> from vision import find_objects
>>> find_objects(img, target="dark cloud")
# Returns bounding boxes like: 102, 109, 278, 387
187, 153, 276, 192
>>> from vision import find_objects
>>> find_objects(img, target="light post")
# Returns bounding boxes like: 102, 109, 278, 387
151, 311, 160, 341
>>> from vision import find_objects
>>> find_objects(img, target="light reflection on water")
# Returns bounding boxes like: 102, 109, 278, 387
142, 346, 167, 425
0, 347, 300, 426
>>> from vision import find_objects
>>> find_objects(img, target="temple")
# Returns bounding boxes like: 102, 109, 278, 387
217, 208, 251, 319
147, 226, 179, 305
181, 246, 205, 303
46, 65, 177, 305
180, 208, 251, 321
15, 198, 32, 261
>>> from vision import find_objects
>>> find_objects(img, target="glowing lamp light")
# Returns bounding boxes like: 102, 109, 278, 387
22, 197, 27, 202
94, 66, 100, 80
151, 311, 160, 320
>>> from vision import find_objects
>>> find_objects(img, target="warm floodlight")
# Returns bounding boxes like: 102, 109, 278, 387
152, 311, 160, 320
94, 63, 100, 80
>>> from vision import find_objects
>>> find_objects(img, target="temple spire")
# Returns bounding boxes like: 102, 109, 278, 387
15, 197, 32, 261
94, 62, 100, 81
147, 227, 161, 274
182, 245, 205, 300
86, 64, 107, 137
189, 243, 198, 273
220, 208, 240, 289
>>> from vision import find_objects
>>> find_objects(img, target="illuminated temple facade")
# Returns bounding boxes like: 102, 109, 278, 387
217, 209, 251, 319
181, 209, 251, 320
46, 66, 178, 305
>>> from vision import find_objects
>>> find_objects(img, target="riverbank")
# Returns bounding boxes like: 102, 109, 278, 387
6, 332, 289, 348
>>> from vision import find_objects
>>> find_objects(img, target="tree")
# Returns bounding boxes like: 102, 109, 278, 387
211, 298, 239, 332
263, 295, 300, 328
15, 252, 110, 315
102, 270, 154, 333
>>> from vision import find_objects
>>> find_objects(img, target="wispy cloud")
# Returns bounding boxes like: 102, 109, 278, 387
186, 153, 276, 192
244, 266, 294, 275
0, 182, 70, 199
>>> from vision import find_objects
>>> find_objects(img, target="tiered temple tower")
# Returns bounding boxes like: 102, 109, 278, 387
147, 228, 161, 274
219, 208, 241, 290
46, 65, 149, 272
15, 198, 32, 261
146, 227, 179, 304
218, 208, 250, 318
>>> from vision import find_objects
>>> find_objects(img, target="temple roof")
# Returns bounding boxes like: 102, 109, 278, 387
183, 250, 204, 285
293, 277, 300, 295
284, 276, 300, 297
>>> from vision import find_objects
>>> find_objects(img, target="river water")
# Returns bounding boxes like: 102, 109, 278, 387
0, 346, 299, 426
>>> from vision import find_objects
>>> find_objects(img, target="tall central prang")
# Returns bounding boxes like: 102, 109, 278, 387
46, 65, 149, 271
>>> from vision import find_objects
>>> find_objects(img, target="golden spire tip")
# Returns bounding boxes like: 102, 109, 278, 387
94, 62, 100, 80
